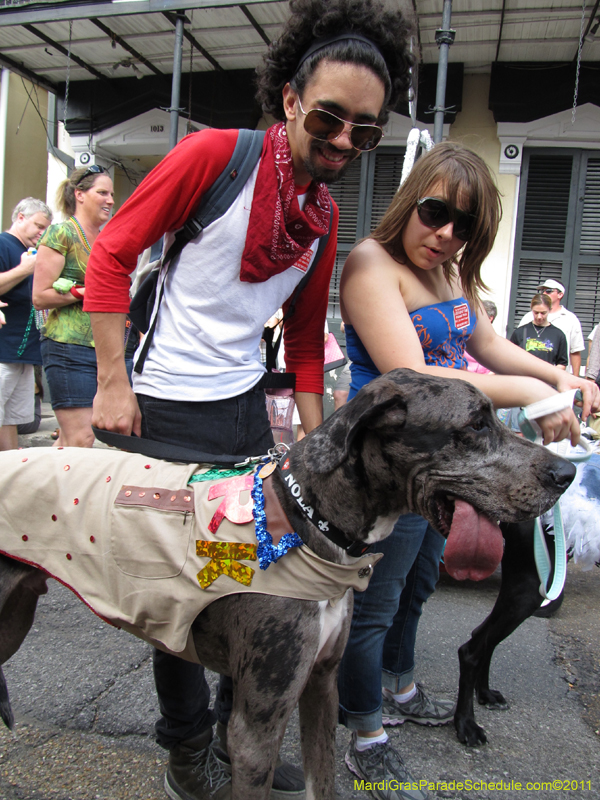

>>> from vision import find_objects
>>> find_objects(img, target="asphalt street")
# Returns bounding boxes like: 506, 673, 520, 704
1, 409, 599, 800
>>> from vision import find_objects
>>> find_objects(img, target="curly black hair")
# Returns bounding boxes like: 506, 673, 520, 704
255, 0, 415, 125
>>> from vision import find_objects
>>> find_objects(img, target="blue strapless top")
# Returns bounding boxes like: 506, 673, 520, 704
346, 297, 476, 400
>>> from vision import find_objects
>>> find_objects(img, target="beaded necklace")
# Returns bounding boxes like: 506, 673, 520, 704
70, 216, 91, 253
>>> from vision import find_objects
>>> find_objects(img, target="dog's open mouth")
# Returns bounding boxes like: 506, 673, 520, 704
434, 495, 504, 581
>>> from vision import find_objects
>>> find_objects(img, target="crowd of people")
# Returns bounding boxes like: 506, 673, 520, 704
2, 2, 600, 800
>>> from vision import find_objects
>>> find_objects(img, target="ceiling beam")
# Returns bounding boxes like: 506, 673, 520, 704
162, 11, 224, 71
418, 7, 592, 21
239, 5, 271, 45
23, 23, 108, 81
0, 0, 282, 27
91, 18, 165, 77
582, 0, 600, 39
421, 36, 598, 49
0, 52, 58, 94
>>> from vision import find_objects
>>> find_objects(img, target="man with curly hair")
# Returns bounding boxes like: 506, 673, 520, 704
84, 1, 415, 798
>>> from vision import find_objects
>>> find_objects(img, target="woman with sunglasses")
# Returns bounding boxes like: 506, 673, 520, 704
32, 165, 114, 447
337, 142, 599, 798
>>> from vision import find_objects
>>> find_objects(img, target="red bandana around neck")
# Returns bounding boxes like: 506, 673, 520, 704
240, 123, 331, 283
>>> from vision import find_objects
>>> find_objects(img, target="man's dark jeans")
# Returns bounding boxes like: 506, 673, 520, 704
137, 386, 274, 749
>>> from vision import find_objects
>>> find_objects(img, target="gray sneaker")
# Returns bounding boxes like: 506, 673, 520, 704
382, 684, 455, 727
345, 733, 428, 800
165, 729, 231, 800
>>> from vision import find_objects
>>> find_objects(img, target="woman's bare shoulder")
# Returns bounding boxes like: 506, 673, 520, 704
344, 238, 401, 275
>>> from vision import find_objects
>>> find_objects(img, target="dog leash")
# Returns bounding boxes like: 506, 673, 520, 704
92, 427, 262, 468
518, 389, 593, 599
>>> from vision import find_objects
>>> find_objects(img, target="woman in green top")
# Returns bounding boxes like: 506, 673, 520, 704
33, 166, 114, 447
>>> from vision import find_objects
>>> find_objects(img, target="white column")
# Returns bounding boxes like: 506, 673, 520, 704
0, 68, 10, 229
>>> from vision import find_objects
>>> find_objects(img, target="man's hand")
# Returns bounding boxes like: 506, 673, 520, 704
92, 378, 142, 437
90, 312, 142, 436
0, 300, 7, 328
18, 252, 37, 276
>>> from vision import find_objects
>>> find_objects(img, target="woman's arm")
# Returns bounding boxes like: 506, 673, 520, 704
32, 245, 82, 310
467, 313, 598, 418
341, 241, 599, 443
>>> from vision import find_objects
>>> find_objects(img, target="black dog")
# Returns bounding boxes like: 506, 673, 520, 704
454, 517, 559, 746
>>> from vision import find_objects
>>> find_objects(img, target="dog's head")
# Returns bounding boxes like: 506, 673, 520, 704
297, 369, 575, 579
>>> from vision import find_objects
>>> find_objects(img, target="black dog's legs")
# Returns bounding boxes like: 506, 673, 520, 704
0, 557, 49, 729
455, 520, 549, 746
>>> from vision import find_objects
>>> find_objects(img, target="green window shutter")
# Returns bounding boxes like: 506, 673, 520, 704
580, 158, 600, 257
327, 159, 362, 245
369, 150, 405, 232
573, 265, 600, 338
521, 154, 573, 253
326, 159, 362, 319
573, 157, 600, 338
326, 148, 404, 319
510, 150, 600, 348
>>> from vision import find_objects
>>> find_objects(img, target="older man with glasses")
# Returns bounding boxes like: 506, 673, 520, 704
517, 278, 585, 376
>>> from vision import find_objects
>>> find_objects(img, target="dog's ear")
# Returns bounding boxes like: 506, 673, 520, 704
303, 377, 407, 474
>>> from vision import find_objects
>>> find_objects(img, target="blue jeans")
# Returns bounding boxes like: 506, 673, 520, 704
41, 337, 97, 409
338, 514, 444, 732
137, 386, 274, 749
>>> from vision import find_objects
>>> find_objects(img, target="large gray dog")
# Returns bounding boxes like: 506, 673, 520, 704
0, 369, 575, 800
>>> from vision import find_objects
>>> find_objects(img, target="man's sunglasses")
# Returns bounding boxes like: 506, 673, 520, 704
416, 197, 475, 243
538, 286, 560, 294
76, 165, 107, 185
297, 97, 383, 152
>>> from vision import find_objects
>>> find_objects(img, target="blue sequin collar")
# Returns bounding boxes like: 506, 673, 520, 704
251, 466, 304, 570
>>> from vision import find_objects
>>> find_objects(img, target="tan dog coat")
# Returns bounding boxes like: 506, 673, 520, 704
0, 448, 380, 662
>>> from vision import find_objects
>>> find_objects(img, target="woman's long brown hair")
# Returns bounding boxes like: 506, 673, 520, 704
371, 141, 502, 305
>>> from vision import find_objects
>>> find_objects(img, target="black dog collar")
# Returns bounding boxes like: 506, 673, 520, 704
277, 457, 371, 557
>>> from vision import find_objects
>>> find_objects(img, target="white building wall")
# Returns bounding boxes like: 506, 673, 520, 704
449, 73, 519, 336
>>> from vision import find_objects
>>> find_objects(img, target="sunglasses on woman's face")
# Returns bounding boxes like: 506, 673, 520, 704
297, 97, 383, 152
416, 197, 475, 242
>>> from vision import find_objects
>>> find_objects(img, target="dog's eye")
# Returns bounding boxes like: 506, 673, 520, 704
468, 419, 488, 432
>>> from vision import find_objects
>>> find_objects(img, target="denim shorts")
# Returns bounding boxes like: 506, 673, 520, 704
41, 337, 98, 410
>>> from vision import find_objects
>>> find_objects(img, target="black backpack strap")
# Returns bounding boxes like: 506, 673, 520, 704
134, 130, 266, 375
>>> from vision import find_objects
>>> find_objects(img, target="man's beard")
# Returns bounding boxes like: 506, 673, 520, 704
302, 141, 360, 185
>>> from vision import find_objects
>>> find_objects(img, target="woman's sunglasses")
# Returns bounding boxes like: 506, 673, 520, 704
416, 197, 475, 242
297, 97, 383, 152
76, 165, 107, 185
